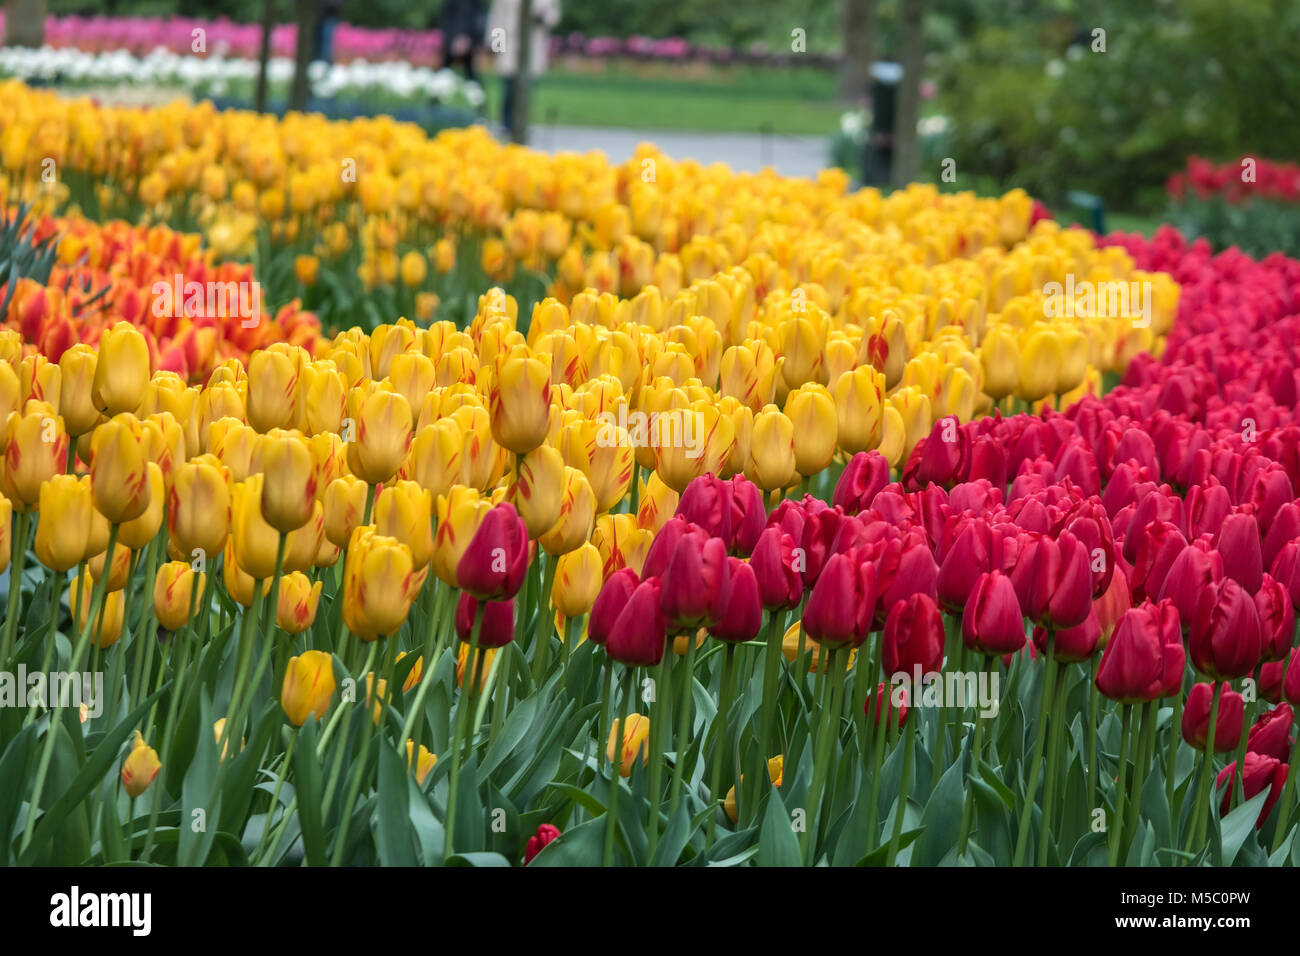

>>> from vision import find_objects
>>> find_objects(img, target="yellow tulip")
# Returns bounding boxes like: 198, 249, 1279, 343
607, 713, 650, 777
34, 474, 93, 572
154, 561, 203, 632
88, 413, 150, 524
552, 542, 602, 618
276, 571, 323, 635
121, 731, 161, 798
343, 528, 418, 641
280, 650, 336, 726
91, 322, 150, 416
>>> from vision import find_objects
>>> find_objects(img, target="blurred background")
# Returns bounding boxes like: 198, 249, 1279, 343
4, 0, 1299, 250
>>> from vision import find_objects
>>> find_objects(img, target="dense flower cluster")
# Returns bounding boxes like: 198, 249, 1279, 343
1167, 156, 1300, 205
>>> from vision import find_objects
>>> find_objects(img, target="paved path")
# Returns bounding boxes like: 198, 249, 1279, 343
526, 124, 831, 180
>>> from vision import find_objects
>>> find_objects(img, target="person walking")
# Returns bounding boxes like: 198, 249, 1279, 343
440, 0, 487, 84
487, 0, 561, 135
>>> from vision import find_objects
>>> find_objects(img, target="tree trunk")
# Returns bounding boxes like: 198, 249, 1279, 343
254, 0, 276, 114
837, 0, 875, 102
509, 0, 534, 145
892, 0, 925, 188
3, 0, 47, 48
289, 0, 317, 112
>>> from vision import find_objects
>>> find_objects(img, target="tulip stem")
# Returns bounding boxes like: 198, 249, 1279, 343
597, 655, 614, 777
1012, 642, 1059, 866
1269, 730, 1300, 854
1109, 704, 1133, 867
751, 611, 784, 828
865, 691, 889, 850
402, 585, 451, 755
646, 650, 672, 859
443, 601, 485, 863
603, 666, 635, 867
1122, 697, 1159, 861
1088, 656, 1101, 808
803, 644, 847, 863
1166, 685, 1182, 819
218, 578, 264, 768
958, 656, 990, 859
0, 511, 31, 668
884, 707, 916, 867
708, 643, 739, 850
21, 522, 119, 856
530, 555, 556, 684
253, 727, 299, 865
322, 644, 378, 821
1037, 662, 1068, 866
667, 630, 699, 820
331, 648, 384, 867
1229, 668, 1259, 810
1187, 681, 1223, 858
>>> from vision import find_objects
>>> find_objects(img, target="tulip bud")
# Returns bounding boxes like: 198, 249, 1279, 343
607, 713, 650, 777
962, 571, 1026, 656
553, 542, 602, 618
343, 528, 418, 641
119, 462, 165, 550
457, 502, 529, 600
1181, 681, 1244, 752
1096, 600, 1184, 703
784, 383, 837, 477
712, 557, 762, 643
92, 323, 150, 416
281, 650, 337, 726
524, 823, 561, 864
606, 577, 667, 666
589, 568, 638, 646
121, 730, 161, 798
223, 541, 271, 607
454, 593, 516, 648
346, 388, 413, 485
58, 343, 100, 436
34, 474, 93, 572
2, 401, 68, 511
660, 531, 730, 630
254, 431, 317, 533
323, 474, 368, 550
488, 349, 551, 455
246, 349, 301, 433
539, 466, 597, 556
277, 571, 323, 635
725, 756, 784, 823
154, 561, 202, 632
70, 570, 125, 648
89, 414, 151, 523
882, 592, 945, 678
1189, 578, 1262, 680
1215, 752, 1288, 829
744, 405, 797, 492
231, 475, 282, 580
512, 444, 564, 538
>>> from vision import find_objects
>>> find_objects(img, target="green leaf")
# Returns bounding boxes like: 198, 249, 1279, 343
756, 786, 802, 867
446, 851, 512, 866
376, 740, 417, 866
1218, 790, 1268, 867
650, 801, 694, 867
911, 756, 965, 866
527, 817, 606, 866
293, 718, 329, 867
0, 723, 37, 864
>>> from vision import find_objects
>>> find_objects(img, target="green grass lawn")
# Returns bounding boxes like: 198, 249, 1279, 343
483, 61, 848, 136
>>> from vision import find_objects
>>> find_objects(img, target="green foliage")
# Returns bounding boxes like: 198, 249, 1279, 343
1167, 197, 1300, 258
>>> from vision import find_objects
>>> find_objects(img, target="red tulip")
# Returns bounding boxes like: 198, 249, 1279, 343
606, 577, 667, 666
1189, 578, 1261, 680
882, 593, 945, 680
1034, 605, 1101, 663
748, 526, 803, 610
524, 823, 561, 864
962, 571, 1026, 656
1181, 681, 1243, 752
1156, 541, 1223, 630
641, 515, 694, 579
1216, 752, 1288, 828
833, 451, 890, 515
1284, 648, 1300, 709
803, 551, 875, 649
730, 476, 766, 556
457, 502, 529, 600
588, 568, 639, 646
866, 681, 909, 730
454, 593, 516, 648
1096, 600, 1184, 703
660, 531, 730, 630
712, 558, 762, 643
1216, 511, 1263, 595
1247, 704, 1294, 761
1010, 530, 1092, 630
675, 474, 733, 547
1254, 574, 1294, 662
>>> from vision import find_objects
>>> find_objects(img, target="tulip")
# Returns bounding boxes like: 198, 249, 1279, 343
154, 561, 202, 632
660, 530, 730, 630
121, 731, 161, 798
1010, 531, 1093, 630
784, 383, 837, 477
1217, 512, 1263, 595
231, 475, 282, 580
607, 713, 650, 777
456, 641, 501, 691
511, 444, 564, 538
538, 466, 596, 556
1182, 682, 1244, 752
1157, 542, 1223, 631
346, 388, 413, 485
374, 480, 434, 569
488, 349, 551, 455
744, 405, 797, 492
92, 323, 150, 416
254, 431, 317, 533
882, 592, 945, 678
70, 570, 125, 648
168, 458, 231, 561
833, 451, 890, 515
406, 740, 438, 786
245, 349, 301, 433
1247, 704, 1293, 761
407, 418, 464, 500
119, 462, 165, 550
34, 474, 93, 572
712, 558, 762, 643
280, 650, 336, 726
89, 414, 151, 524
454, 593, 516, 648
223, 541, 270, 607
276, 571, 323, 635
323, 474, 368, 550
868, 681, 910, 730
523, 823, 562, 864
552, 542, 602, 618
606, 577, 667, 666
1216, 752, 1288, 828
1189, 578, 1262, 680
343, 528, 418, 641
749, 526, 803, 610
1096, 601, 1184, 703
457, 502, 528, 601
432, 485, 493, 587
2, 401, 68, 511
1034, 606, 1101, 662
674, 474, 734, 546
588, 568, 639, 646
1254, 574, 1293, 662
725, 756, 784, 823
962, 571, 1026, 656
833, 365, 885, 454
